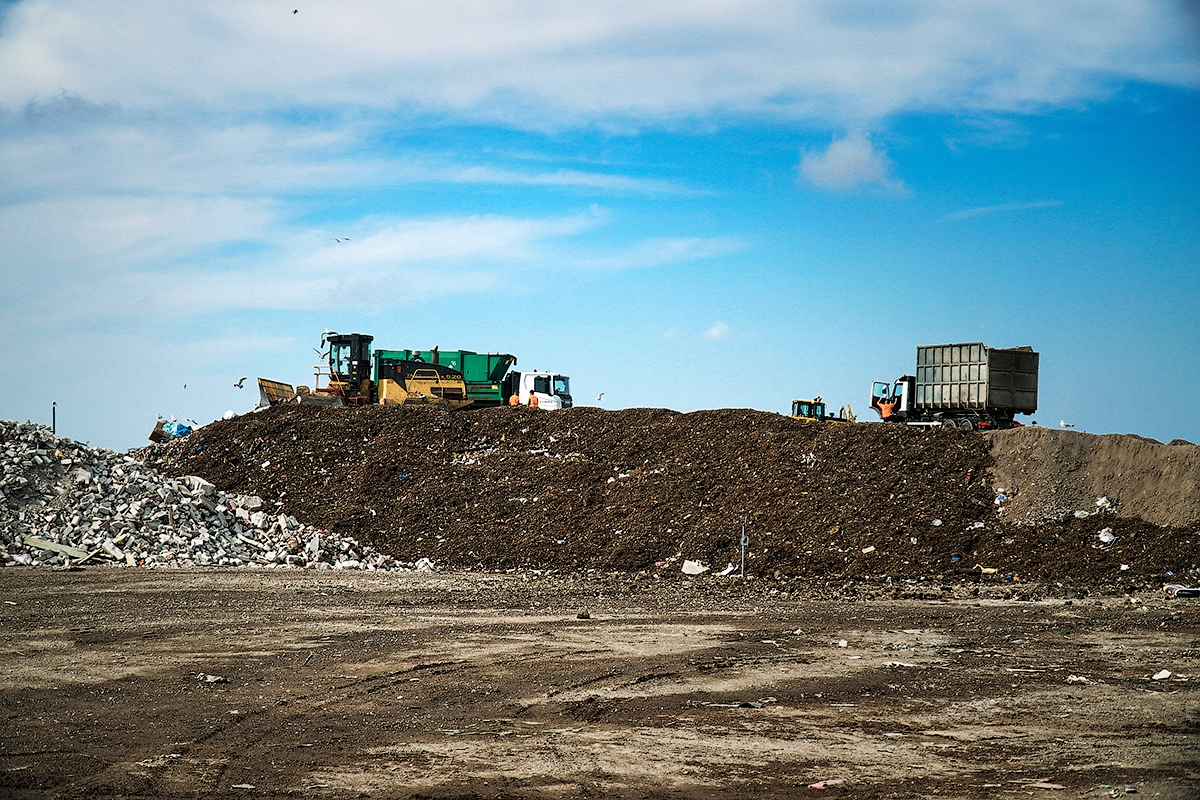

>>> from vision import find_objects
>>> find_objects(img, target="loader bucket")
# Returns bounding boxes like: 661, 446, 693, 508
257, 378, 297, 406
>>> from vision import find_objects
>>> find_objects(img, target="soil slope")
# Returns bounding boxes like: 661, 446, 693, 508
988, 427, 1200, 527
145, 405, 1198, 585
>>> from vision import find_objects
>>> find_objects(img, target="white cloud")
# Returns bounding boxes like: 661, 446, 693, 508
703, 321, 730, 341
799, 131, 906, 193
0, 2, 1195, 125
941, 200, 1064, 221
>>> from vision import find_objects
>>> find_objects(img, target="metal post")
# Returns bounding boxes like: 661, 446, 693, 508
740, 517, 748, 577
51, 402, 56, 435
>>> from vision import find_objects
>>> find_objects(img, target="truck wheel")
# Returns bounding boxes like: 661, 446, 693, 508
958, 419, 976, 431
940, 419, 956, 430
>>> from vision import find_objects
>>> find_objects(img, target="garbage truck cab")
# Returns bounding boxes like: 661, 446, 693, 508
507, 370, 572, 410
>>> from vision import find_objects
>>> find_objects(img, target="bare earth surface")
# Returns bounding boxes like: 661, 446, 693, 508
2, 569, 1198, 800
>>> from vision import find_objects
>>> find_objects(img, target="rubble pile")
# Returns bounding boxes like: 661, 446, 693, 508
0, 420, 410, 571
145, 404, 1200, 584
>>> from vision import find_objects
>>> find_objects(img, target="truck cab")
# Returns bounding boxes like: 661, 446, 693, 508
870, 375, 915, 420
508, 370, 572, 410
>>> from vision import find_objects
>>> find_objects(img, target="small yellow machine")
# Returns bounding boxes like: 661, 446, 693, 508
791, 397, 855, 423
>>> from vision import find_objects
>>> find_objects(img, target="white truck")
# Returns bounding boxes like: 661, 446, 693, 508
508, 370, 573, 410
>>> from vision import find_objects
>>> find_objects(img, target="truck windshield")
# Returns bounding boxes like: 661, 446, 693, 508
871, 382, 891, 399
533, 375, 551, 394
553, 376, 570, 396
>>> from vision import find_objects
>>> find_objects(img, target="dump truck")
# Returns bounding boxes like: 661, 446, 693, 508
791, 397, 855, 423
870, 343, 1038, 430
376, 348, 572, 409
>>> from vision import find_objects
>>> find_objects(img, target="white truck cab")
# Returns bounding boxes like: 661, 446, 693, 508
511, 370, 573, 410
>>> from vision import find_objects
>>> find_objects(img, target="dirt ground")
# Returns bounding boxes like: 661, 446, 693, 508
2, 569, 1197, 800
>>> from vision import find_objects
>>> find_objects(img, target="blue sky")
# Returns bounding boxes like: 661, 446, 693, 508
1, 1, 1198, 450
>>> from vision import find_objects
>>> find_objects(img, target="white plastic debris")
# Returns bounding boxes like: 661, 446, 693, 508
1151, 669, 1172, 681
681, 560, 710, 575
415, 557, 438, 573
931, 519, 943, 527
1066, 675, 1094, 685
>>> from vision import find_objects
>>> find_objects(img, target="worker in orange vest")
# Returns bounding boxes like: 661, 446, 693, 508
508, 392, 519, 406
528, 390, 538, 408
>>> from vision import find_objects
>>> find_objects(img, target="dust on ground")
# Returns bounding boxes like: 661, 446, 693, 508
2, 568, 1197, 799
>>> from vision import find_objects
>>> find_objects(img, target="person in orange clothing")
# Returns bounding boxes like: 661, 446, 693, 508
509, 392, 520, 406
528, 391, 538, 408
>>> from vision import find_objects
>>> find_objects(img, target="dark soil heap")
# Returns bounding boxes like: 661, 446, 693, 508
146, 405, 1198, 584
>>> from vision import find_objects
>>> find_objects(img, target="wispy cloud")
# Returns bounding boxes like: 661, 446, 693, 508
703, 321, 730, 341
799, 131, 906, 193
1, 3, 1195, 125
941, 200, 1064, 221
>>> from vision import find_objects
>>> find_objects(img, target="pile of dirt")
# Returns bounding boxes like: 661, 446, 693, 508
145, 405, 1199, 585
988, 427, 1200, 527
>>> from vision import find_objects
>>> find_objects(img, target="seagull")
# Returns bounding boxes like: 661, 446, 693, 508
596, 392, 604, 402
327, 237, 350, 243
1060, 420, 1074, 428
293, 8, 298, 13
234, 377, 247, 389
183, 384, 187, 389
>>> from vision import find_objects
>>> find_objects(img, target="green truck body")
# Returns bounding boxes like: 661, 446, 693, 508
373, 349, 517, 407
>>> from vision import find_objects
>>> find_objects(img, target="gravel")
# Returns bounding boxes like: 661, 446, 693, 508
0, 419, 415, 572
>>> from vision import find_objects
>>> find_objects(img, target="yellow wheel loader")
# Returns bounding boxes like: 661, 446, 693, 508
257, 332, 472, 410
791, 397, 855, 423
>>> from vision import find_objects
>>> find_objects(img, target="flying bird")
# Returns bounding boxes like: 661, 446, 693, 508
1060, 420, 1074, 428
293, 8, 298, 13
327, 237, 350, 243
596, 392, 604, 402
234, 377, 247, 389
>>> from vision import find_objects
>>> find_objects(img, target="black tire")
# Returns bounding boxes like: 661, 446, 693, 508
940, 419, 956, 430
958, 419, 976, 431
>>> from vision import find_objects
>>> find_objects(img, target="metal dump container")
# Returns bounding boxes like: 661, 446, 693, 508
914, 343, 1038, 413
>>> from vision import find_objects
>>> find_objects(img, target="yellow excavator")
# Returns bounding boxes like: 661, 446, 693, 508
791, 397, 855, 423
258, 332, 472, 410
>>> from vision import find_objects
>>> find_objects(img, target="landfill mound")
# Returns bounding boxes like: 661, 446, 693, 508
0, 419, 408, 571
988, 427, 1200, 528
144, 404, 1199, 584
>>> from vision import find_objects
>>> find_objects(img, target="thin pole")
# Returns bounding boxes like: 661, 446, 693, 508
740, 517, 747, 577
51, 402, 56, 435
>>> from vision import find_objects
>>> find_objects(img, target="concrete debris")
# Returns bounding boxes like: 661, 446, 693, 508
0, 419, 416, 573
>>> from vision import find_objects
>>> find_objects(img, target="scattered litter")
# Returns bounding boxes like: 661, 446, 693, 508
576, 610, 590, 620
838, 639, 848, 648
931, 519, 943, 527
415, 557, 438, 573
861, 546, 876, 554
1151, 669, 1172, 681
884, 661, 917, 668
808, 779, 846, 789
1074, 510, 1090, 519
976, 565, 999, 575
1163, 584, 1200, 598
1120, 564, 1130, 571
1027, 782, 1065, 790
1095, 528, 1117, 549
681, 560, 709, 575
199, 673, 228, 684
1096, 496, 1115, 511
1066, 675, 1094, 685
231, 785, 255, 790
718, 563, 739, 576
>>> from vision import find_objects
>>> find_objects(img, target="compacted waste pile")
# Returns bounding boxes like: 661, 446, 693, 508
0, 419, 411, 571
142, 404, 1200, 586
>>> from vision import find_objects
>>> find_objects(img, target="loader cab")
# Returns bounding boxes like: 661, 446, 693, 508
791, 399, 827, 421
324, 333, 374, 401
